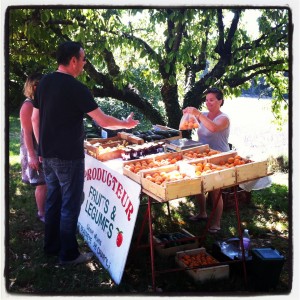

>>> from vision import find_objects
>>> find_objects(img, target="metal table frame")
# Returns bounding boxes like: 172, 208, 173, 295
136, 184, 254, 291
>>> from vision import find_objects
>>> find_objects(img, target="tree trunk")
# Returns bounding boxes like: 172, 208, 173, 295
161, 83, 182, 129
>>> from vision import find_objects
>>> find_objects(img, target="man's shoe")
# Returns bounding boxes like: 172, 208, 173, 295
59, 252, 94, 266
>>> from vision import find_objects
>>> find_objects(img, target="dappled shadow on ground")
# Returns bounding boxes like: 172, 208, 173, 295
7, 169, 290, 294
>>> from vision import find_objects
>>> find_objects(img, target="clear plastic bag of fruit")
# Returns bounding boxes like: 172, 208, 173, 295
179, 113, 199, 130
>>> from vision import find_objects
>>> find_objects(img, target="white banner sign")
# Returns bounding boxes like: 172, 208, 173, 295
78, 154, 141, 284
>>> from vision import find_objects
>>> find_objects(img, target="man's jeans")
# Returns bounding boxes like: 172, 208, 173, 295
42, 158, 84, 261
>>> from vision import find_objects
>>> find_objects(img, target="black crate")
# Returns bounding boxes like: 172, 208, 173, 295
248, 247, 285, 291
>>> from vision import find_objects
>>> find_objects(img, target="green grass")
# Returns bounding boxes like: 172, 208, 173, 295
6, 114, 291, 295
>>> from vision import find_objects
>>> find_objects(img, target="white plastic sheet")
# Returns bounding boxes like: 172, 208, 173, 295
239, 176, 272, 192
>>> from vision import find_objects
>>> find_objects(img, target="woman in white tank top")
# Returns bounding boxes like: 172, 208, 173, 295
182, 88, 230, 233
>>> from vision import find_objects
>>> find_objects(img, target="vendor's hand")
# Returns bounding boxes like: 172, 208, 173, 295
125, 112, 139, 129
28, 154, 40, 170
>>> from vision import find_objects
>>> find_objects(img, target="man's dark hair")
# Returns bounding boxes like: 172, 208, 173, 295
56, 41, 83, 66
205, 87, 224, 106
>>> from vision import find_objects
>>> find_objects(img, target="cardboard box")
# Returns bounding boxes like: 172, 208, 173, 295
153, 228, 199, 257
176, 248, 229, 282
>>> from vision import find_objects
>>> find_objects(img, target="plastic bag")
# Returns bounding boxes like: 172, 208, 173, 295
179, 113, 199, 130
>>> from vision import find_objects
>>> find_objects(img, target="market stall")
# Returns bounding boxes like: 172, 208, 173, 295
78, 127, 272, 288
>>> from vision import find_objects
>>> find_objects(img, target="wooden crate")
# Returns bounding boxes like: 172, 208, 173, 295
181, 144, 210, 158
179, 157, 236, 192
85, 136, 125, 147
236, 160, 268, 183
201, 168, 237, 193
181, 145, 224, 160
122, 152, 184, 183
117, 132, 144, 145
153, 228, 199, 257
207, 151, 238, 165
84, 141, 126, 162
141, 165, 202, 202
175, 248, 229, 282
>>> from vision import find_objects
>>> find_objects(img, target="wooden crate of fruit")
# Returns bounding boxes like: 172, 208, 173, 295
181, 145, 222, 160
235, 159, 269, 183
175, 248, 229, 282
141, 165, 202, 202
153, 228, 199, 257
85, 136, 128, 147
179, 158, 236, 193
207, 151, 269, 184
201, 167, 237, 192
117, 132, 144, 145
84, 139, 128, 162
123, 152, 184, 183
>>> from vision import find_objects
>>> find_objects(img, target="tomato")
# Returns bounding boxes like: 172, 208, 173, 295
116, 228, 123, 247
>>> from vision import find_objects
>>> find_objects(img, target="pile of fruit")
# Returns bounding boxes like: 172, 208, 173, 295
92, 139, 128, 147
97, 144, 127, 155
179, 252, 218, 269
189, 155, 250, 177
184, 148, 220, 159
124, 155, 183, 174
144, 170, 190, 185
216, 155, 250, 167
179, 114, 199, 130
155, 232, 195, 248
189, 162, 223, 177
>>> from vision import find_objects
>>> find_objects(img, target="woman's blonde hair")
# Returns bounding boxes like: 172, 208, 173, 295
23, 73, 42, 99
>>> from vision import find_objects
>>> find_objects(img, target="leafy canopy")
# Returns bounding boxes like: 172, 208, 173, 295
7, 7, 289, 129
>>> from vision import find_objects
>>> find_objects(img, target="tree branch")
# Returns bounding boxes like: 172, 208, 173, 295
215, 9, 225, 55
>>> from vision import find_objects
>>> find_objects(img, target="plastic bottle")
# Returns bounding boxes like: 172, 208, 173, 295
238, 229, 251, 259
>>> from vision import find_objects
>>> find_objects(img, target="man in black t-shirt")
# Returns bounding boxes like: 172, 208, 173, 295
32, 41, 139, 265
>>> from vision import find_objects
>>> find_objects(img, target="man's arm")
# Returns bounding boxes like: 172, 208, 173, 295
87, 108, 139, 129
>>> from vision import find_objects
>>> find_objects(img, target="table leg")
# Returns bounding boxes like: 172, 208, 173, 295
147, 195, 156, 291
233, 185, 248, 288
134, 204, 149, 250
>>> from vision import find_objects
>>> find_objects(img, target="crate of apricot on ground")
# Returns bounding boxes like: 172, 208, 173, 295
175, 248, 229, 282
179, 113, 200, 130
140, 165, 202, 202
122, 152, 185, 183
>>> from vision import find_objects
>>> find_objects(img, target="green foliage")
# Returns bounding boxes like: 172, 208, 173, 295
252, 184, 288, 212
7, 7, 289, 128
